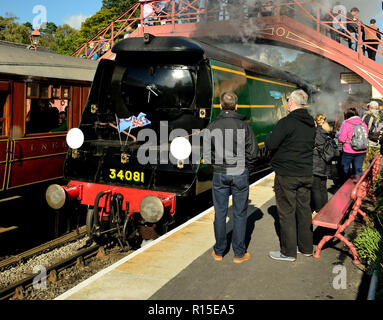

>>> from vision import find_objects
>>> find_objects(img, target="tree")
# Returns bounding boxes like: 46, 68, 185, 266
102, 0, 137, 11
0, 1, 139, 56
67, 4, 139, 55
0, 15, 31, 45
23, 22, 32, 31
51, 24, 79, 55
41, 22, 58, 35
39, 22, 58, 49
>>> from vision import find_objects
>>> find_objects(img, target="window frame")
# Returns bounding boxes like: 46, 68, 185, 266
26, 82, 40, 99
25, 81, 72, 136
0, 82, 10, 137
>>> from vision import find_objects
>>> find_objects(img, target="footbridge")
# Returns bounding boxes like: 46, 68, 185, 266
72, 0, 383, 95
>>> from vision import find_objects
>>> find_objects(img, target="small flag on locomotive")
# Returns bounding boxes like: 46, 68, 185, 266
117, 112, 151, 133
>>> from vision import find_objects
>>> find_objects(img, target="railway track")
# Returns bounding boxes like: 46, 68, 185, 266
0, 244, 101, 300
0, 226, 87, 271
0, 225, 101, 300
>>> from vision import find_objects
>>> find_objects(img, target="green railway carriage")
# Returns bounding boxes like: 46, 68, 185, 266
209, 59, 300, 146
47, 35, 315, 246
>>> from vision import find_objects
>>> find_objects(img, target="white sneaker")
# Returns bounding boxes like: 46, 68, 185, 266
269, 251, 296, 262
297, 248, 313, 257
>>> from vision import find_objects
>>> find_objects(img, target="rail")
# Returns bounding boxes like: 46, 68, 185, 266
0, 226, 87, 271
0, 244, 100, 300
74, 0, 383, 63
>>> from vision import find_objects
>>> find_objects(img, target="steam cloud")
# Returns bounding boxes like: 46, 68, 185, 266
195, 0, 380, 122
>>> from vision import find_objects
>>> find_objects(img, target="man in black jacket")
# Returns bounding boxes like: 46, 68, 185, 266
265, 89, 315, 262
203, 92, 258, 264
347, 7, 361, 52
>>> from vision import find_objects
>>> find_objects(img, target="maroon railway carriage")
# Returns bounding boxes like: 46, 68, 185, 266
0, 42, 97, 197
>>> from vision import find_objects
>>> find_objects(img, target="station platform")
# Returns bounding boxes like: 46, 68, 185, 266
56, 173, 365, 300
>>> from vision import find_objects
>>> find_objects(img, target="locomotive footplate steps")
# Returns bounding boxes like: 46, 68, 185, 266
56, 173, 365, 300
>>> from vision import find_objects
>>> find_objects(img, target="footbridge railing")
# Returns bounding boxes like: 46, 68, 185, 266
73, 0, 383, 90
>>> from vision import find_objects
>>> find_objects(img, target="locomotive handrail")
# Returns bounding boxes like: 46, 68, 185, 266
74, 0, 383, 65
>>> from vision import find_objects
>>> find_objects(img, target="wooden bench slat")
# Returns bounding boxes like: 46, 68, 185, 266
312, 178, 358, 229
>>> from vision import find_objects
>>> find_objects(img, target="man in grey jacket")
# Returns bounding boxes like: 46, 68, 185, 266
203, 92, 258, 264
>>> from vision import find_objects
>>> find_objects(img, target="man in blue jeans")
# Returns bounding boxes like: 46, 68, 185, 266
203, 92, 259, 263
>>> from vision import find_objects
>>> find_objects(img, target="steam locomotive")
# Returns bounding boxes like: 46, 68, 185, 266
46, 35, 314, 248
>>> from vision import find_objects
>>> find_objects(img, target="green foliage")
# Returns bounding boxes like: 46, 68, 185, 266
373, 177, 383, 229
41, 22, 58, 35
79, 7, 120, 41
53, 0, 138, 55
0, 14, 61, 50
354, 227, 383, 268
0, 14, 31, 45
102, 0, 137, 11
51, 24, 79, 55
354, 226, 383, 299
23, 22, 32, 31
38, 22, 58, 49
0, 0, 138, 55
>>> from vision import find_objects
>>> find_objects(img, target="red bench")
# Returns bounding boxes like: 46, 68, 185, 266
312, 155, 382, 264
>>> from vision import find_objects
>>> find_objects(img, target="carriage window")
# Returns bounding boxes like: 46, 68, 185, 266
0, 92, 7, 135
25, 83, 70, 134
40, 84, 51, 99
26, 98, 69, 134
52, 86, 61, 99
27, 83, 39, 98
62, 86, 71, 99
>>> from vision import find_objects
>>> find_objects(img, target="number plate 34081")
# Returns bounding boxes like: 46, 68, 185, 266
109, 169, 144, 183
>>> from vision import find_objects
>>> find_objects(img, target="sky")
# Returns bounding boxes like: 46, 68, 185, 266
0, 0, 103, 29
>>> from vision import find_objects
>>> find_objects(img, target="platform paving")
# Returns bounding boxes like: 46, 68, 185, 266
59, 173, 366, 300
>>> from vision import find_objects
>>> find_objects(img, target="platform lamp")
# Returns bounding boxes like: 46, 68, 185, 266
30, 27, 41, 51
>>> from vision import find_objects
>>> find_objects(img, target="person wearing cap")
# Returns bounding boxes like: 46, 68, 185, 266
362, 101, 382, 169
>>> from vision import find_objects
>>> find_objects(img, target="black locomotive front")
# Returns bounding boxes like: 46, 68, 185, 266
46, 35, 214, 247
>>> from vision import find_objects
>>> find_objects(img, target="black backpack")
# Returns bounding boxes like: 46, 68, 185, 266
317, 136, 340, 162
362, 113, 382, 142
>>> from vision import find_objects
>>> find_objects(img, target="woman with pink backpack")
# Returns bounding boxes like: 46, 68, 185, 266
338, 107, 368, 181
